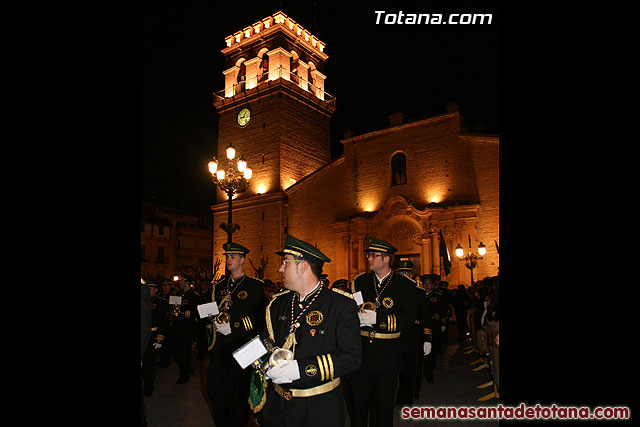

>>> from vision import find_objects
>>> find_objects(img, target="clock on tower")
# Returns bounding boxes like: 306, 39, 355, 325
211, 11, 337, 280
237, 108, 251, 127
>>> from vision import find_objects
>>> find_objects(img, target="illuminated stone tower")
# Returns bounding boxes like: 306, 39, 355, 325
211, 11, 336, 279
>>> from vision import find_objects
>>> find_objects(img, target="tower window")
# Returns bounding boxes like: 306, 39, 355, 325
391, 152, 407, 186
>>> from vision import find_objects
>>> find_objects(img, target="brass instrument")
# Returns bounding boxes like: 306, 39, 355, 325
251, 338, 294, 373
360, 301, 377, 312
268, 347, 294, 368
216, 311, 230, 324
172, 303, 182, 317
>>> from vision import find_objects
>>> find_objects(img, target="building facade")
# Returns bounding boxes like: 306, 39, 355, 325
210, 11, 498, 286
141, 203, 214, 283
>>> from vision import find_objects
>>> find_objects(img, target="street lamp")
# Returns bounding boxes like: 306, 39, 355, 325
455, 234, 486, 285
208, 142, 253, 243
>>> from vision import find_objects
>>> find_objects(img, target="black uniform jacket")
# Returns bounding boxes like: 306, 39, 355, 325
415, 285, 433, 345
261, 286, 362, 389
427, 288, 448, 329
150, 295, 170, 344
173, 288, 201, 331
351, 272, 417, 372
211, 275, 267, 358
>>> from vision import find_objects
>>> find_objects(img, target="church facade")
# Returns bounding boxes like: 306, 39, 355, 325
210, 11, 498, 286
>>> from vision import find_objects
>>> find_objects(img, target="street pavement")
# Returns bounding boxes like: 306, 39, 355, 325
143, 324, 499, 426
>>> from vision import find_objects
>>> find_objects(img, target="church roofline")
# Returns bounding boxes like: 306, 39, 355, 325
284, 155, 345, 194
221, 11, 328, 60
459, 133, 499, 143
340, 111, 461, 145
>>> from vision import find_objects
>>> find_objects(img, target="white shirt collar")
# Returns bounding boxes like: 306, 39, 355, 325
375, 270, 391, 283
300, 281, 321, 301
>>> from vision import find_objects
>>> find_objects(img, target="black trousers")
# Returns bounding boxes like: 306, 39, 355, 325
414, 351, 423, 396
349, 368, 398, 427
207, 350, 250, 427
257, 384, 346, 427
170, 328, 193, 377
442, 319, 450, 348
456, 309, 469, 340
157, 335, 171, 367
396, 344, 420, 405
141, 343, 158, 394
424, 328, 440, 381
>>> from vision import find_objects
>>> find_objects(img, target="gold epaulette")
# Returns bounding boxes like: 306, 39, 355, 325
265, 289, 291, 342
332, 288, 353, 299
351, 272, 366, 293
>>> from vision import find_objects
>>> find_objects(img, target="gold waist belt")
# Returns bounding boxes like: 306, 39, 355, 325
273, 378, 341, 401
360, 330, 401, 339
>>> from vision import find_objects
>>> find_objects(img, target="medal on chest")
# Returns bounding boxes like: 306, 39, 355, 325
373, 272, 393, 307
283, 283, 323, 355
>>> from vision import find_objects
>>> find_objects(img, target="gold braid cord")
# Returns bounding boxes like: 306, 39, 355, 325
265, 289, 291, 343
208, 323, 216, 351
351, 273, 364, 293
251, 289, 292, 413
332, 288, 354, 299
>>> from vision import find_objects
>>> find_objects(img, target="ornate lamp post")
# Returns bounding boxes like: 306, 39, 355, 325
455, 234, 486, 285
208, 142, 253, 243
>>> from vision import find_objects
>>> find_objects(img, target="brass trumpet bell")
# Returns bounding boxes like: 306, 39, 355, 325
268, 347, 294, 368
216, 312, 230, 324
360, 301, 377, 312
172, 304, 181, 317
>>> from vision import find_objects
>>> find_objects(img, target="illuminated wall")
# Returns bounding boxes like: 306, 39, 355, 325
286, 110, 499, 285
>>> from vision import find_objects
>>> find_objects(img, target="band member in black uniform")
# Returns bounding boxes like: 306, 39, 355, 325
142, 278, 170, 396
394, 260, 432, 406
155, 281, 173, 367
438, 280, 454, 348
414, 277, 432, 399
256, 235, 361, 427
206, 242, 267, 427
421, 274, 446, 382
170, 273, 201, 384
349, 238, 418, 427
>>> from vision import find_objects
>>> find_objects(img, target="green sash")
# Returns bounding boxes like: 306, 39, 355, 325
248, 354, 269, 412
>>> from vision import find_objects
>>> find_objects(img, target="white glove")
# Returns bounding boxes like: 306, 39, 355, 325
423, 342, 432, 356
215, 321, 232, 336
441, 325, 446, 332
152, 343, 162, 350
267, 359, 300, 384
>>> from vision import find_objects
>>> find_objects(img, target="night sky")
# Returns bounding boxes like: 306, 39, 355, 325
140, 0, 499, 216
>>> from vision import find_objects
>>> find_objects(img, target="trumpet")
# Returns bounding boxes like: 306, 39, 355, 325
172, 303, 182, 317
216, 311, 230, 324
359, 301, 377, 312
251, 338, 295, 373
268, 347, 294, 368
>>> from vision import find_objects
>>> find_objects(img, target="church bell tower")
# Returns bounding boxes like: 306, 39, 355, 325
211, 11, 336, 279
